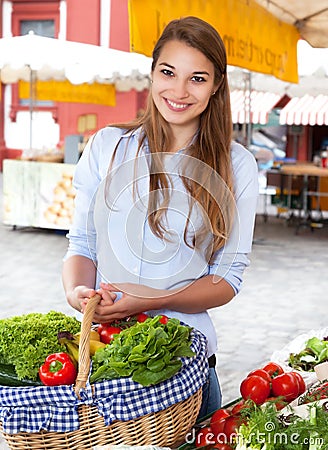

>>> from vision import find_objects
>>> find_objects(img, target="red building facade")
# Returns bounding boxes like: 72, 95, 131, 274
0, 0, 149, 168
0, 0, 5, 165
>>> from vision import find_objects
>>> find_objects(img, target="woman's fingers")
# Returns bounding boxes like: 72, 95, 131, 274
99, 282, 147, 297
99, 281, 121, 291
98, 288, 117, 302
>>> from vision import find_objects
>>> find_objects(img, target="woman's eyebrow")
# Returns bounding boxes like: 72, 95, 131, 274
192, 71, 210, 75
158, 62, 210, 75
158, 62, 175, 69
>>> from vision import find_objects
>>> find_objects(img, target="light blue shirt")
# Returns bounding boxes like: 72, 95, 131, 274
65, 126, 259, 355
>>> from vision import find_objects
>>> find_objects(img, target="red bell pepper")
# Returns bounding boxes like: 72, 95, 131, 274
39, 352, 77, 386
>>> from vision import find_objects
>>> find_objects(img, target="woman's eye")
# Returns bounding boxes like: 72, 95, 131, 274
161, 69, 174, 77
191, 75, 206, 83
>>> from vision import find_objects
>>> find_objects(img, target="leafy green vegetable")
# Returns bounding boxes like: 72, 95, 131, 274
288, 336, 328, 372
90, 316, 195, 386
236, 401, 328, 450
0, 311, 80, 381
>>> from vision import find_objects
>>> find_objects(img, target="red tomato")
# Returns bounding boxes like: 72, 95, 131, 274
271, 372, 300, 402
223, 415, 243, 442
262, 362, 284, 378
247, 369, 272, 384
195, 426, 215, 448
159, 315, 169, 324
136, 313, 148, 323
210, 408, 230, 435
97, 324, 122, 344
291, 372, 306, 395
240, 375, 271, 405
231, 399, 247, 415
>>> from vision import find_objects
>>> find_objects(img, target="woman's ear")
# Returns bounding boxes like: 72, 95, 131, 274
214, 73, 225, 93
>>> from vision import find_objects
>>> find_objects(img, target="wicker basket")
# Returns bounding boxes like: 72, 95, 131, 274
0, 295, 203, 449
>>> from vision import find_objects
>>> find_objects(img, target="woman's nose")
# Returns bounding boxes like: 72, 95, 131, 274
172, 79, 189, 98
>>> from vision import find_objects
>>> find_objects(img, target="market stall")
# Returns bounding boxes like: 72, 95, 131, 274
0, 32, 152, 152
0, 33, 152, 230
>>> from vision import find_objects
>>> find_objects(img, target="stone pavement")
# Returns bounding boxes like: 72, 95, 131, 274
1, 171, 328, 448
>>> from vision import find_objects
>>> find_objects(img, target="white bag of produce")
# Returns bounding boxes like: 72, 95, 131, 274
270, 327, 328, 387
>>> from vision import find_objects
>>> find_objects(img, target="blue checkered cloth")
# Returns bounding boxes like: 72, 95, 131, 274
0, 328, 208, 434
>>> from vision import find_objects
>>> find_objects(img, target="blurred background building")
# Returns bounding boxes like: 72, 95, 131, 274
0, 0, 150, 167
1, 0, 328, 228
1, 0, 328, 169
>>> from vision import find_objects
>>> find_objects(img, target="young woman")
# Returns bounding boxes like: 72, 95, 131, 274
62, 16, 259, 415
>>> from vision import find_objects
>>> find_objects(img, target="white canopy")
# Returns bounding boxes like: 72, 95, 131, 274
0, 32, 152, 92
255, 0, 328, 48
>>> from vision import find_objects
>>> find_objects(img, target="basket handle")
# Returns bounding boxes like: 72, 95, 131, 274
74, 293, 102, 397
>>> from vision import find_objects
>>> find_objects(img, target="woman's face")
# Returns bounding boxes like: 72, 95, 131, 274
151, 40, 218, 134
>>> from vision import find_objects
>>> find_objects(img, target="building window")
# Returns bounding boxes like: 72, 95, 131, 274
20, 19, 55, 37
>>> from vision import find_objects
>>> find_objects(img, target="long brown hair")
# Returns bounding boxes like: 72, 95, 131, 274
110, 16, 234, 258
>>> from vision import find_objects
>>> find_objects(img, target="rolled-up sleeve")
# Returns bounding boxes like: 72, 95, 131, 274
209, 143, 259, 294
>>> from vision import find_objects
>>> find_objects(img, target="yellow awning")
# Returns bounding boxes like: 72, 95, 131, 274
19, 79, 116, 106
128, 0, 299, 83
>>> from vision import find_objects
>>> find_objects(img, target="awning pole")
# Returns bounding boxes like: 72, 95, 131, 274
29, 67, 33, 150
28, 68, 37, 151
244, 71, 252, 149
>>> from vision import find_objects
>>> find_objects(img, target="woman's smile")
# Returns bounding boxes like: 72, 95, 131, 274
165, 98, 191, 111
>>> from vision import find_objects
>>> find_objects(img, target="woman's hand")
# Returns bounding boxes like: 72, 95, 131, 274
68, 285, 116, 316
66, 285, 96, 313
92, 282, 167, 323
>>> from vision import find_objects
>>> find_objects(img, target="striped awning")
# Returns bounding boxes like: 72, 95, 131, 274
230, 90, 282, 125
279, 94, 328, 126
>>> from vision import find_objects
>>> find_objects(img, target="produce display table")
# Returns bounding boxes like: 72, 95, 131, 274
3, 159, 75, 230
267, 163, 328, 230
280, 163, 328, 220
